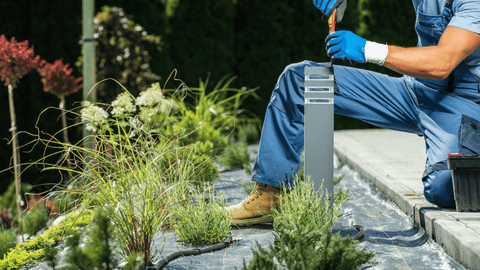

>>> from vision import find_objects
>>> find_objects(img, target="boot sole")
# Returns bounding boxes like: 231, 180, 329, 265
231, 215, 274, 227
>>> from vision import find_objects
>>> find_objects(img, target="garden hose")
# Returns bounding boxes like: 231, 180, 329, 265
146, 234, 233, 270
352, 225, 366, 241
146, 225, 363, 270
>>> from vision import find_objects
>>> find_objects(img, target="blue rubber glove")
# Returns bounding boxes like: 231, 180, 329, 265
312, 0, 347, 22
325, 30, 367, 64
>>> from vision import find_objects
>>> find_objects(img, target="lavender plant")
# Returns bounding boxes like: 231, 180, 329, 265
170, 188, 231, 244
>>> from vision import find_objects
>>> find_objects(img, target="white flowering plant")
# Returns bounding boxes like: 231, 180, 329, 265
80, 82, 178, 137
111, 92, 136, 116
80, 101, 110, 133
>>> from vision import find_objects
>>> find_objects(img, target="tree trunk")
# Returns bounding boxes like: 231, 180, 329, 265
59, 95, 71, 168
8, 84, 23, 240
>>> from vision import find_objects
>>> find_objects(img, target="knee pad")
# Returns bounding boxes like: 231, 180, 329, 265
423, 170, 455, 208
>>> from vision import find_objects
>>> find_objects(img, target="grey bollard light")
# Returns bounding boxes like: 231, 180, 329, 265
304, 64, 334, 208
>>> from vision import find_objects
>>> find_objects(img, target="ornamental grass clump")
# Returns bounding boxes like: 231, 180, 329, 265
52, 127, 191, 268
21, 91, 195, 267
171, 188, 231, 244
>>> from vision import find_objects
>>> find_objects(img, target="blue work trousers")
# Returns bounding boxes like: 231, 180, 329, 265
252, 60, 480, 208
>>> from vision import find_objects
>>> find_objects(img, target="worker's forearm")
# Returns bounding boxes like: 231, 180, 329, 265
383, 45, 454, 80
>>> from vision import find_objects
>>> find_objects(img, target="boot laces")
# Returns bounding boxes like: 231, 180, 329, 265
244, 186, 263, 204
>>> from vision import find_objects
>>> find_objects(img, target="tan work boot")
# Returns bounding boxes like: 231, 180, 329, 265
230, 182, 281, 226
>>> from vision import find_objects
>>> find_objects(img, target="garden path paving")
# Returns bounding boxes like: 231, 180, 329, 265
153, 140, 467, 270
335, 129, 480, 270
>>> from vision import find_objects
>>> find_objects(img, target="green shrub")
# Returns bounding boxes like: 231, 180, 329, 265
237, 122, 260, 144
272, 177, 349, 244
243, 229, 376, 270
22, 204, 48, 236
166, 75, 259, 154
0, 229, 17, 259
76, 6, 162, 102
0, 182, 32, 218
217, 139, 251, 174
242, 176, 376, 269
163, 109, 229, 156
171, 188, 231, 244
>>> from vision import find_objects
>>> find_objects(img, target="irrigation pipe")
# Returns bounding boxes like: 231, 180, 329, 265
146, 225, 364, 270
352, 225, 366, 241
146, 234, 233, 270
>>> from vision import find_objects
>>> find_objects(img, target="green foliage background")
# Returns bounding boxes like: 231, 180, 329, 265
0, 0, 416, 193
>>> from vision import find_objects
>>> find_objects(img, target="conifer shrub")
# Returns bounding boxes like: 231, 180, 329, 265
22, 204, 48, 236
0, 228, 17, 259
242, 229, 376, 270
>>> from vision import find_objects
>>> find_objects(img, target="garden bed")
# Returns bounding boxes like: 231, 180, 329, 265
147, 153, 466, 270
5, 146, 466, 270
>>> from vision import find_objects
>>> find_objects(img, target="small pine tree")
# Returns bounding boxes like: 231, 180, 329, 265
241, 242, 278, 270
60, 208, 143, 270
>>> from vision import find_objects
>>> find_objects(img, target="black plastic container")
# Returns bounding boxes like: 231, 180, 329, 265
447, 154, 480, 212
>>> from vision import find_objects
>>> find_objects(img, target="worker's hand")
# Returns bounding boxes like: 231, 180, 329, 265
325, 30, 367, 64
312, 0, 347, 22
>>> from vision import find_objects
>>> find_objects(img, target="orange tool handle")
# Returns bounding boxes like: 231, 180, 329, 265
328, 9, 337, 34
328, 9, 337, 63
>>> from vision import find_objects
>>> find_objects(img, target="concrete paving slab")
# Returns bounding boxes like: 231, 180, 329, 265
334, 129, 480, 270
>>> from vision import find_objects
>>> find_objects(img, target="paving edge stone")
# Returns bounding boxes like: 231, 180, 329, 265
334, 139, 480, 270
